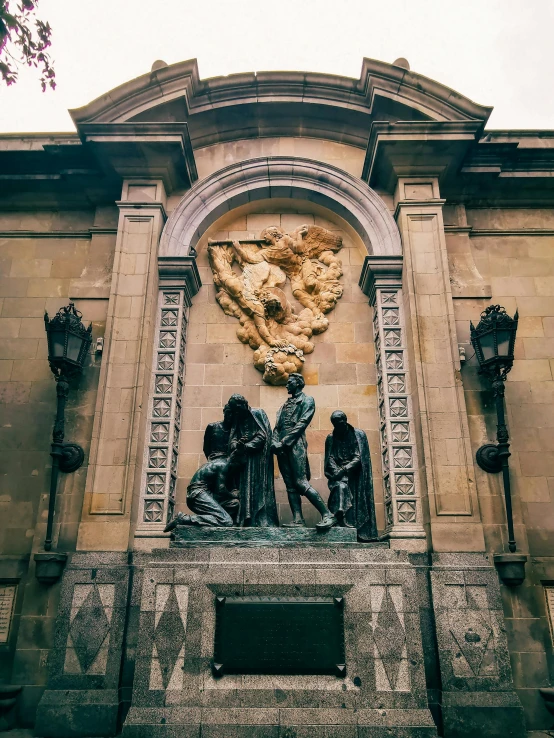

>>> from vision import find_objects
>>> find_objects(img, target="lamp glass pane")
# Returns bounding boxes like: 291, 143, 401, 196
50, 330, 66, 358
480, 332, 496, 361
67, 333, 83, 363
497, 330, 511, 357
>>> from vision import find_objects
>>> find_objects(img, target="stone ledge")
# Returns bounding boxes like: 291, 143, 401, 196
170, 526, 388, 548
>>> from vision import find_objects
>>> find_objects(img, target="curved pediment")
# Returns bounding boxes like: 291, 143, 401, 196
70, 58, 492, 149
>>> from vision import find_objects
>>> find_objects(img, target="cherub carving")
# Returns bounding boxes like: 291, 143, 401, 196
208, 224, 343, 385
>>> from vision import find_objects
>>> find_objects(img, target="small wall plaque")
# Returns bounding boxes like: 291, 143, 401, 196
0, 585, 17, 644
545, 586, 554, 642
213, 595, 345, 676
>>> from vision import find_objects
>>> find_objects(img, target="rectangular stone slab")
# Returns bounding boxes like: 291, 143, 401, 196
213, 596, 345, 675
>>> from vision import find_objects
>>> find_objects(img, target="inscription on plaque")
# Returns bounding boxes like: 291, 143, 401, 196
0, 585, 16, 644
213, 596, 345, 676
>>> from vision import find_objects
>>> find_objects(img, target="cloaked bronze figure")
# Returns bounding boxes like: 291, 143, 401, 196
273, 373, 336, 529
226, 393, 278, 527
324, 410, 377, 541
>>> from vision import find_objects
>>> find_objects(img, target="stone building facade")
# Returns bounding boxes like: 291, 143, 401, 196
0, 58, 553, 736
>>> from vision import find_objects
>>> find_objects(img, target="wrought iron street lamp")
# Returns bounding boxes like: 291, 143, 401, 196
42, 303, 92, 553
470, 305, 520, 567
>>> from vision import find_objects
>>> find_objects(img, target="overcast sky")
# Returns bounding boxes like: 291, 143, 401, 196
0, 0, 553, 133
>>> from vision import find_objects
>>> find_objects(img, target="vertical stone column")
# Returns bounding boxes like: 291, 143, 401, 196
134, 257, 200, 548
394, 178, 485, 552
360, 256, 427, 550
77, 181, 167, 551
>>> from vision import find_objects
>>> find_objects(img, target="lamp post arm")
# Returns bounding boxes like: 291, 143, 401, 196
492, 376, 516, 553
44, 376, 69, 552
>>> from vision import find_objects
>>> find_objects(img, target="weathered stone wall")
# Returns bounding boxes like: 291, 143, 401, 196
192, 137, 365, 181
177, 201, 382, 529
450, 207, 554, 728
0, 208, 116, 721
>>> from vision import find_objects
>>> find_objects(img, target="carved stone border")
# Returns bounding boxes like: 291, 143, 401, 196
136, 257, 201, 536
360, 256, 426, 542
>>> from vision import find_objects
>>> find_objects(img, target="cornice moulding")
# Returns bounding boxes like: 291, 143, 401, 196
69, 58, 492, 142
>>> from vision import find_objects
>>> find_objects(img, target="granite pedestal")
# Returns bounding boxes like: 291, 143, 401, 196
122, 537, 437, 738
33, 538, 527, 737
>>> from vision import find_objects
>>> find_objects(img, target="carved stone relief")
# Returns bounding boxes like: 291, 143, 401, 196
208, 225, 343, 385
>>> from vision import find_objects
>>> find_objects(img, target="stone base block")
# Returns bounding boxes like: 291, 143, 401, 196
170, 525, 386, 548
122, 707, 437, 737
34, 689, 120, 738
442, 692, 526, 738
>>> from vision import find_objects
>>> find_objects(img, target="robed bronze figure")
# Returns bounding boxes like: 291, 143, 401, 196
226, 393, 278, 527
324, 411, 377, 541
273, 373, 336, 529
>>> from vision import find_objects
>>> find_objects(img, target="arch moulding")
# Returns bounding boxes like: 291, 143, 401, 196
159, 156, 402, 258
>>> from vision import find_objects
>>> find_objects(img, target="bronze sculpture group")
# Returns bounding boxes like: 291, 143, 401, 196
166, 373, 377, 541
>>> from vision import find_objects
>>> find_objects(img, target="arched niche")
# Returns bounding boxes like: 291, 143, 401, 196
177, 198, 383, 529
160, 157, 401, 259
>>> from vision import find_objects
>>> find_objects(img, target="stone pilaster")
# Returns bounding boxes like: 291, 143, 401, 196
77, 181, 167, 551
133, 256, 201, 549
394, 178, 485, 552
360, 256, 427, 551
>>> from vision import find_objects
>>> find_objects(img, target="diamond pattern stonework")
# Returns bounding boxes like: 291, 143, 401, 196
153, 399, 172, 418
146, 474, 166, 495
390, 398, 408, 417
157, 354, 174, 371
151, 424, 169, 443
450, 612, 493, 676
149, 448, 167, 468
144, 500, 164, 522
395, 474, 415, 495
373, 587, 406, 690
154, 587, 186, 690
69, 585, 110, 673
382, 308, 400, 326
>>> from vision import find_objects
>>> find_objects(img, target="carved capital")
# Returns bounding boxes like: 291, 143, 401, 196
359, 255, 403, 305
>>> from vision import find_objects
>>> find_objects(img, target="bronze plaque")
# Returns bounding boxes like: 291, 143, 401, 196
213, 595, 345, 676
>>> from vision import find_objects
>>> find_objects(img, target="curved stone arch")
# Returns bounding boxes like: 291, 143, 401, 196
160, 157, 402, 258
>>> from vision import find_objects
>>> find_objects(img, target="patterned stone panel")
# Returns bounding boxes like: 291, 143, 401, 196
35, 554, 131, 738
137, 290, 189, 533
429, 554, 526, 737
372, 288, 424, 538
430, 556, 514, 693
39, 554, 130, 691
129, 567, 192, 709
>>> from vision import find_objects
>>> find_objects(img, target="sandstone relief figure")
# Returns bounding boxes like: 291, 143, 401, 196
324, 411, 378, 541
208, 224, 343, 385
226, 393, 279, 527
272, 373, 337, 529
